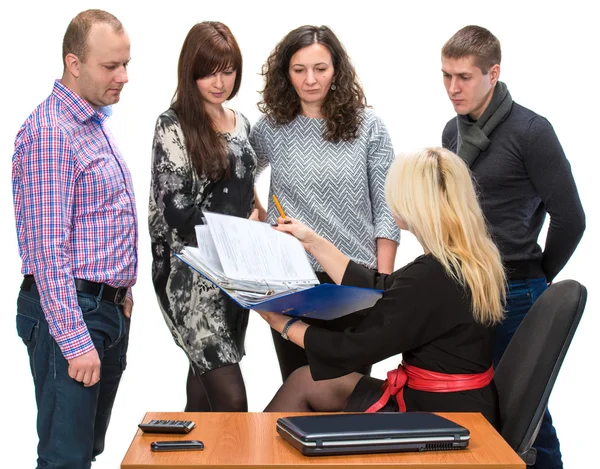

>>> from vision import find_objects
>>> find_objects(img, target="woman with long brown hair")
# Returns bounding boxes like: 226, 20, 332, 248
251, 25, 400, 382
149, 22, 257, 411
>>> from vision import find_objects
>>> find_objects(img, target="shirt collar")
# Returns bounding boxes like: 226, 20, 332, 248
52, 79, 111, 123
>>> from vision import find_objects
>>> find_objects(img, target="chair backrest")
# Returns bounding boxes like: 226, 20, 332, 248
494, 279, 586, 464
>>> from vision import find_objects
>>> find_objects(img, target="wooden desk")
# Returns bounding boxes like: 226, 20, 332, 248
121, 412, 524, 468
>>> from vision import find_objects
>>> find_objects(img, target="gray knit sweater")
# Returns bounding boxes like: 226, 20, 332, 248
250, 109, 400, 271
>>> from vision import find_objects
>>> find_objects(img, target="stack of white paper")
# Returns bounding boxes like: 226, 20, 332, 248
176, 211, 319, 307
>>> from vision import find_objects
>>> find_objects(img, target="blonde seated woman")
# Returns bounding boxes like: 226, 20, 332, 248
259, 147, 506, 428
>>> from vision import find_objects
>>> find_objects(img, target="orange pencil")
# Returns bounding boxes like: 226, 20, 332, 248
272, 195, 287, 219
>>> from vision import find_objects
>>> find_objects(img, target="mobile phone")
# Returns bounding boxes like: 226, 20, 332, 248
150, 440, 204, 452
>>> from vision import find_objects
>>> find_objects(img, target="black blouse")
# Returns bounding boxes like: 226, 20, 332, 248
304, 255, 499, 425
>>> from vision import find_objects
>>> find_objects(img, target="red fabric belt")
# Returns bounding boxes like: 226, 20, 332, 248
365, 361, 494, 413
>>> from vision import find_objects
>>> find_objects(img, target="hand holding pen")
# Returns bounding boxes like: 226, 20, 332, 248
270, 195, 348, 282
270, 195, 315, 247
271, 195, 292, 226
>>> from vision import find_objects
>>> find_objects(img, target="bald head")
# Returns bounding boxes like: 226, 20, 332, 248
62, 9, 124, 64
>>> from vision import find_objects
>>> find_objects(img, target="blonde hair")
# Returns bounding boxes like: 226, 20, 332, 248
385, 147, 505, 325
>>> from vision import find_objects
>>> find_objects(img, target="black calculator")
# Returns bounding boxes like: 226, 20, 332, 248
138, 419, 196, 434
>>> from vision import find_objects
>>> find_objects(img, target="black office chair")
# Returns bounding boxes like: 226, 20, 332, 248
494, 280, 586, 465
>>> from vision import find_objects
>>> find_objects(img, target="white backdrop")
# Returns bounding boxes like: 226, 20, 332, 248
1, 1, 597, 467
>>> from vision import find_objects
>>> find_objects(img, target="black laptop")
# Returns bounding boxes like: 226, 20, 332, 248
276, 412, 470, 456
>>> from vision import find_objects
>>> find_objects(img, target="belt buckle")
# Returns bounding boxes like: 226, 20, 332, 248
114, 288, 127, 306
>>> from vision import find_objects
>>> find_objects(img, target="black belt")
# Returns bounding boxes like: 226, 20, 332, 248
21, 275, 128, 306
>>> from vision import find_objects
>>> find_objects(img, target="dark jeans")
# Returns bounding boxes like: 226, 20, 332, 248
16, 283, 130, 469
494, 277, 562, 469
271, 271, 372, 382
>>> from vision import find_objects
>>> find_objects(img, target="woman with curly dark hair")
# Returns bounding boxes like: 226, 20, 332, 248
250, 25, 400, 382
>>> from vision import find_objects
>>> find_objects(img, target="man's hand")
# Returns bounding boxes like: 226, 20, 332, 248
68, 348, 101, 387
123, 296, 133, 318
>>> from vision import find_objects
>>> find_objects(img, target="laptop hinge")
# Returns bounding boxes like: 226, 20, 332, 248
315, 439, 324, 448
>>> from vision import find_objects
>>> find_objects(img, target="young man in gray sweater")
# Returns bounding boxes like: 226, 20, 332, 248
440, 25, 585, 469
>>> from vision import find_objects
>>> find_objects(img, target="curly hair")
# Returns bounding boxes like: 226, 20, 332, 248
258, 25, 366, 142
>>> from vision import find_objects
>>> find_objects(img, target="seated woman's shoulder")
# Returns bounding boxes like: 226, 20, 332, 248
396, 254, 457, 285
402, 254, 441, 271
392, 256, 470, 308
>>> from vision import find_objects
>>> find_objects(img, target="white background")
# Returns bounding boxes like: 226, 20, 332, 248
0, 1, 597, 467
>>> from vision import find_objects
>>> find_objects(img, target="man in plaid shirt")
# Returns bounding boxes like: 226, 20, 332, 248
12, 9, 137, 468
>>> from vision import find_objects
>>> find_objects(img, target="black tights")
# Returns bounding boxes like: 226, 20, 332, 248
264, 366, 362, 412
184, 363, 247, 412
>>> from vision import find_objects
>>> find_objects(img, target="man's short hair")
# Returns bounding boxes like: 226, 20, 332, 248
62, 9, 124, 63
442, 25, 501, 75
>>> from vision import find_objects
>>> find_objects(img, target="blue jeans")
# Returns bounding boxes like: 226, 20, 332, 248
494, 277, 562, 469
16, 283, 130, 469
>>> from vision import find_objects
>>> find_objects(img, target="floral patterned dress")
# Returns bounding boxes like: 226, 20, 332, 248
148, 108, 256, 374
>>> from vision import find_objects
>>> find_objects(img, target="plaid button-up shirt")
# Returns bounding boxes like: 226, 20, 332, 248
12, 80, 138, 359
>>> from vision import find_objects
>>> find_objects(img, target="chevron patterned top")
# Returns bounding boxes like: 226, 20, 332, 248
250, 108, 400, 271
